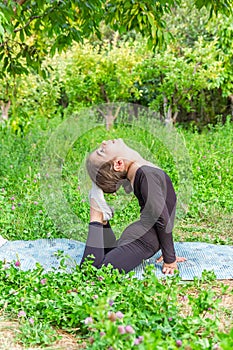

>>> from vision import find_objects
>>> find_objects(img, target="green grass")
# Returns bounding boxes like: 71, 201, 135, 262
0, 116, 232, 348
0, 117, 232, 243
0, 259, 232, 349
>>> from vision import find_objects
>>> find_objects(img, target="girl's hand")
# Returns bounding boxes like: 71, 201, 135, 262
156, 255, 187, 263
162, 262, 178, 275
156, 255, 187, 274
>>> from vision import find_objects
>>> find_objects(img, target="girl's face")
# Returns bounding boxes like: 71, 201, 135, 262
90, 138, 127, 165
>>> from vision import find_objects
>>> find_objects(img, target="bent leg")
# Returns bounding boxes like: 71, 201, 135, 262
80, 221, 117, 267
98, 223, 161, 273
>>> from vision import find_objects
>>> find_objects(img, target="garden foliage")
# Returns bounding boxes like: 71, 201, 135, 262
0, 256, 232, 349
0, 1, 233, 127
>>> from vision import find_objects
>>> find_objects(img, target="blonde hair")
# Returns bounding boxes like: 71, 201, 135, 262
86, 155, 132, 194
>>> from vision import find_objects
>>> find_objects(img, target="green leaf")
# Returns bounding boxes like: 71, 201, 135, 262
19, 29, 25, 42
0, 23, 4, 37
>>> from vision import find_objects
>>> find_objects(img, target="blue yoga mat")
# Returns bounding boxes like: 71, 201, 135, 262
0, 239, 232, 280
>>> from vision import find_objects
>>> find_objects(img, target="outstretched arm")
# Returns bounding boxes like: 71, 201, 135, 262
138, 171, 177, 264
134, 168, 182, 274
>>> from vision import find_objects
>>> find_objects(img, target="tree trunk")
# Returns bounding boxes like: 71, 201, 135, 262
0, 100, 11, 121
105, 112, 115, 131
97, 104, 121, 130
163, 95, 179, 126
104, 105, 121, 130
228, 94, 233, 117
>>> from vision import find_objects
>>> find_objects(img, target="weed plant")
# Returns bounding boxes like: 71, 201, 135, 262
0, 258, 232, 349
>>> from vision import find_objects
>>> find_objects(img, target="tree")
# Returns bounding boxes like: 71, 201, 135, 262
61, 39, 145, 129
207, 14, 233, 116
165, 1, 233, 121
0, 0, 176, 121
0, 0, 232, 123
0, 0, 232, 78
135, 39, 223, 125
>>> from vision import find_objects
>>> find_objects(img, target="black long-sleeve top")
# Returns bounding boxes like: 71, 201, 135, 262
133, 165, 176, 263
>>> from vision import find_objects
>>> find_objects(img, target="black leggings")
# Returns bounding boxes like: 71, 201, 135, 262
80, 221, 161, 273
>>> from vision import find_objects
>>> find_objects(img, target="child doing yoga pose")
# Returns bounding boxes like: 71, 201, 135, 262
80, 139, 186, 274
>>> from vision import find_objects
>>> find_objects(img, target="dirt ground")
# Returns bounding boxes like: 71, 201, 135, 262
0, 321, 83, 350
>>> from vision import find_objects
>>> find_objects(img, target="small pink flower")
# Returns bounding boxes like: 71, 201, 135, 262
34, 201, 38, 205
10, 196, 15, 201
168, 317, 173, 321
89, 336, 94, 344
116, 311, 124, 319
176, 339, 182, 347
39, 210, 43, 214
125, 325, 135, 334
11, 205, 16, 210
93, 294, 98, 299
98, 276, 104, 281
100, 331, 105, 337
29, 318, 34, 324
33, 179, 37, 183
40, 278, 47, 285
108, 299, 114, 306
1, 188, 5, 192
118, 325, 125, 334
18, 310, 26, 317
15, 261, 21, 267
84, 317, 93, 325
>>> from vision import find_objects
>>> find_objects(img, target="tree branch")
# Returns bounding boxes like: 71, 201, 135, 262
100, 84, 110, 103
113, 105, 121, 120
96, 107, 105, 118
14, 2, 59, 33
193, 62, 201, 74
14, 15, 43, 33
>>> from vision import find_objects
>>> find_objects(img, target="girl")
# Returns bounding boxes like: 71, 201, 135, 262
80, 139, 186, 274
